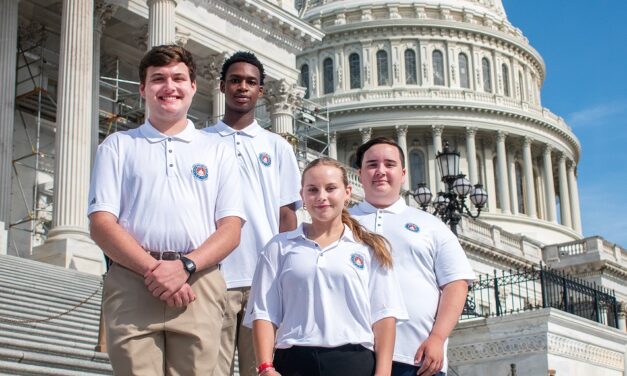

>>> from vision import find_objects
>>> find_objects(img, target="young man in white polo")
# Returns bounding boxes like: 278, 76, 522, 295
203, 52, 301, 376
349, 137, 475, 376
88, 45, 245, 375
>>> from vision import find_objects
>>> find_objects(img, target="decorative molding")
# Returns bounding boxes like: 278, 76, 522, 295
263, 79, 305, 114
449, 334, 546, 362
547, 333, 624, 370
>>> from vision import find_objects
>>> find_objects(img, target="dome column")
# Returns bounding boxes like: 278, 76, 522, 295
465, 127, 478, 184
568, 161, 582, 234
557, 154, 572, 228
522, 137, 537, 218
32, 0, 105, 275
542, 145, 557, 223
507, 148, 518, 215
360, 127, 372, 143
396, 125, 410, 191
147, 0, 177, 47
329, 131, 337, 160
496, 131, 510, 214
264, 79, 304, 135
432, 125, 443, 192
0, 0, 19, 248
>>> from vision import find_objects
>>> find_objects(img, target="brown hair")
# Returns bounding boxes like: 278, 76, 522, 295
355, 136, 405, 169
139, 44, 197, 84
302, 157, 393, 269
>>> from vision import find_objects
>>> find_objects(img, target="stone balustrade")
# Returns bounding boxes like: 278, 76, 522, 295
545, 236, 626, 265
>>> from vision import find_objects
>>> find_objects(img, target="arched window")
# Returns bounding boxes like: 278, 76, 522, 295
409, 150, 426, 190
405, 49, 417, 85
516, 162, 525, 213
459, 53, 470, 89
432, 50, 445, 86
300, 64, 310, 99
323, 58, 334, 94
376, 50, 389, 86
502, 64, 510, 97
348, 153, 358, 169
482, 58, 492, 93
518, 71, 524, 100
349, 53, 361, 89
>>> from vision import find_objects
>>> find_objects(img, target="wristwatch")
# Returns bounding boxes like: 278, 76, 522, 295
180, 256, 196, 280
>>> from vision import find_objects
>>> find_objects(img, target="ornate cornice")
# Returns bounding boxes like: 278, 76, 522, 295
449, 333, 624, 370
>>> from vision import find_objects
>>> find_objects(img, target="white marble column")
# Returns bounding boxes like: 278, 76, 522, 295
147, 0, 177, 47
432, 125, 443, 191
329, 131, 338, 160
465, 127, 478, 184
542, 145, 557, 223
507, 149, 518, 215
0, 0, 18, 253
92, 2, 116, 167
396, 125, 410, 191
496, 131, 510, 214
557, 154, 572, 228
567, 161, 582, 234
264, 79, 304, 135
360, 127, 372, 144
522, 137, 537, 218
33, 0, 104, 275
198, 54, 226, 123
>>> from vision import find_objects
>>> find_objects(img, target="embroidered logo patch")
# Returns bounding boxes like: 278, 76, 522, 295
192, 163, 209, 181
351, 253, 365, 270
259, 152, 272, 167
405, 223, 420, 233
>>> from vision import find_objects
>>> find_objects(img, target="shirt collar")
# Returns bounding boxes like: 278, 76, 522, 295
357, 197, 407, 214
286, 223, 357, 243
139, 119, 196, 143
214, 119, 261, 137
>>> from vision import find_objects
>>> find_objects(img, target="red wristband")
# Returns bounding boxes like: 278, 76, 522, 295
257, 362, 274, 374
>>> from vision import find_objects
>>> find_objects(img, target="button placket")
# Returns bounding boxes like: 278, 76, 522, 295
165, 138, 174, 176
234, 132, 243, 158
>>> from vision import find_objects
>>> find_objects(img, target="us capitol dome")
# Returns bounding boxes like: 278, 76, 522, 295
296, 0, 581, 245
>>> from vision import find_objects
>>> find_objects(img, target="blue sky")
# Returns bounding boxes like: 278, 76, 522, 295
503, 0, 627, 248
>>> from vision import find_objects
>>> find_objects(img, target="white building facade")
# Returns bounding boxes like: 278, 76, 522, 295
0, 1, 625, 375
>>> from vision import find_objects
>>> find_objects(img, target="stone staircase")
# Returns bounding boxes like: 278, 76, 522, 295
0, 254, 112, 375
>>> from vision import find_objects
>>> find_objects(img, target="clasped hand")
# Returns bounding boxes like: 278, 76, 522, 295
144, 260, 196, 307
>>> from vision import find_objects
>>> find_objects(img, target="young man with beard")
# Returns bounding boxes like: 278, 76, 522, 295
349, 137, 475, 376
88, 45, 245, 375
203, 51, 301, 376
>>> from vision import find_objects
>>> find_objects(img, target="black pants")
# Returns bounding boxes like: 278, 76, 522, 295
274, 344, 375, 376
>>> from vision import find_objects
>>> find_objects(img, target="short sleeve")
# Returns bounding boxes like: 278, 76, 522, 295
243, 237, 283, 327
433, 223, 475, 287
368, 258, 408, 324
87, 140, 121, 218
214, 143, 247, 223
278, 140, 302, 209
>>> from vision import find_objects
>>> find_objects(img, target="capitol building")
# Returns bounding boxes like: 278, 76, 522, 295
0, 0, 625, 375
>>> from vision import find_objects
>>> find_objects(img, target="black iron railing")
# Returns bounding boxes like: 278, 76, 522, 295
461, 264, 619, 328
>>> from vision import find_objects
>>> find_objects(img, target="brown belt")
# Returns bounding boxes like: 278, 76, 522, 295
147, 251, 186, 260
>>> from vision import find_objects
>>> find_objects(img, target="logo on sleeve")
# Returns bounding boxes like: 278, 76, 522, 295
259, 152, 272, 167
404, 223, 420, 233
350, 253, 365, 270
192, 163, 209, 181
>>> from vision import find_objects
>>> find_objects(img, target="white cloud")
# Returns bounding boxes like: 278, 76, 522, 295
568, 100, 627, 127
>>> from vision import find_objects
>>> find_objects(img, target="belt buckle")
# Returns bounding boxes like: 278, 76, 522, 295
161, 251, 181, 260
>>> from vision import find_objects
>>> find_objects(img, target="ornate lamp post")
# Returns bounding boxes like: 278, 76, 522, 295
412, 142, 488, 235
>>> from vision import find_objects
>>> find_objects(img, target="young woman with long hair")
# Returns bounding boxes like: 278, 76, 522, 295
244, 157, 407, 376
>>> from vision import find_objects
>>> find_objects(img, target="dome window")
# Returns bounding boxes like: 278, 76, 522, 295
502, 63, 510, 97
482, 57, 492, 93
376, 50, 390, 86
300, 64, 310, 99
405, 49, 417, 85
349, 53, 361, 89
323, 57, 334, 94
459, 53, 470, 89
433, 50, 445, 86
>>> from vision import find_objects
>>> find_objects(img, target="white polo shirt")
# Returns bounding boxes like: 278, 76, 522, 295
88, 120, 245, 253
350, 199, 475, 370
243, 224, 408, 350
203, 120, 301, 288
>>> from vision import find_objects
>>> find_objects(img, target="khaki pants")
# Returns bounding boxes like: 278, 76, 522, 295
214, 287, 256, 376
104, 263, 226, 376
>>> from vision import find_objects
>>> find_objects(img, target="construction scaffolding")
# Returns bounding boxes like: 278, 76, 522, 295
11, 34, 57, 255
293, 97, 330, 164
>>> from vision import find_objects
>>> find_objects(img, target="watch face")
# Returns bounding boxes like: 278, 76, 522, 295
182, 257, 196, 274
